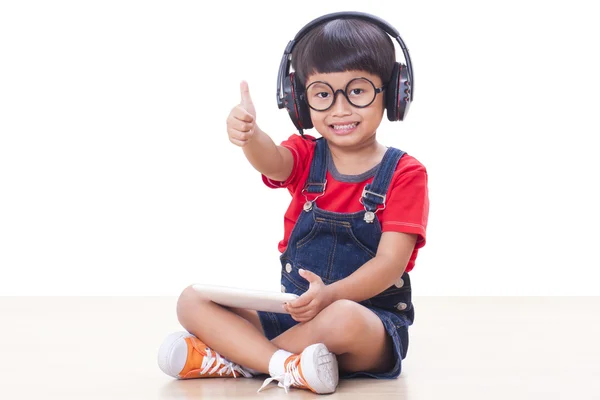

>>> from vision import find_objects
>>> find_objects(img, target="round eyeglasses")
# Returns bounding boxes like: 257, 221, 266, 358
304, 77, 386, 111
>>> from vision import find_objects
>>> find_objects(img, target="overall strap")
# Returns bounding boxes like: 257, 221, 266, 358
361, 147, 405, 214
303, 137, 328, 194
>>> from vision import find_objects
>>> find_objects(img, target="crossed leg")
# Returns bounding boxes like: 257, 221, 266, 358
176, 285, 394, 375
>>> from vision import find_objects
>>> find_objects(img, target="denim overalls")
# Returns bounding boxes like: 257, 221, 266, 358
258, 137, 414, 379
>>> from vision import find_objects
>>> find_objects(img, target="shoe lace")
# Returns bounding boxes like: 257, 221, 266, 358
201, 348, 253, 378
257, 355, 304, 393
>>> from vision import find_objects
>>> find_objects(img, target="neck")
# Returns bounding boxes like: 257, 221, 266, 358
327, 138, 387, 176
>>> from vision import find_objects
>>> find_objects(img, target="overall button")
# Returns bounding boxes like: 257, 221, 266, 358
394, 278, 404, 288
396, 302, 408, 311
285, 263, 292, 273
281, 285, 286, 293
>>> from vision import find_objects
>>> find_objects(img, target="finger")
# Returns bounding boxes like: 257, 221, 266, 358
227, 129, 255, 147
229, 137, 248, 147
228, 127, 254, 142
299, 269, 322, 284
289, 292, 314, 308
240, 80, 254, 109
290, 314, 305, 322
287, 299, 315, 314
292, 312, 316, 323
231, 106, 254, 123
228, 117, 255, 133
290, 308, 315, 320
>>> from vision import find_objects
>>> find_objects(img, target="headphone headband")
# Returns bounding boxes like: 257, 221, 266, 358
276, 11, 414, 108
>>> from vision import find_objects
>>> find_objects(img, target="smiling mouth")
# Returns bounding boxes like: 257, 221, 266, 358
330, 122, 359, 130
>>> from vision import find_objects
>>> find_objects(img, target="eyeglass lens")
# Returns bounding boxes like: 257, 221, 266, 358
306, 78, 377, 110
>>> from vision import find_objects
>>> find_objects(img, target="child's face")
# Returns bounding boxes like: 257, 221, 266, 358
305, 69, 385, 149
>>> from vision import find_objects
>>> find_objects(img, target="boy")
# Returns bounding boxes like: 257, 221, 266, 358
157, 12, 428, 395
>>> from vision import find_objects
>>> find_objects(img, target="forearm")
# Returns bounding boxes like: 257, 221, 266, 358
328, 255, 405, 303
242, 126, 290, 181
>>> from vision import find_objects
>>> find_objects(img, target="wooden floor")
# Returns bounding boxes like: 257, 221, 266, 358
0, 297, 598, 399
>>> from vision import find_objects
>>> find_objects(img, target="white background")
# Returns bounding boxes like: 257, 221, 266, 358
1, 0, 599, 296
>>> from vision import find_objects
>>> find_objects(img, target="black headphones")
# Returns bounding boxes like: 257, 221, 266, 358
276, 11, 414, 134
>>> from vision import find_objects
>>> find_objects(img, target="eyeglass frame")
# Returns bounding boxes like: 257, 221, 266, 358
302, 77, 387, 112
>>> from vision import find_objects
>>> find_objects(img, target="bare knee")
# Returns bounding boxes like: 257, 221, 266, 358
316, 300, 371, 343
315, 300, 391, 373
176, 285, 209, 329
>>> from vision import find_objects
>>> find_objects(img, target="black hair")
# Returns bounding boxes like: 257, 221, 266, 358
291, 18, 396, 86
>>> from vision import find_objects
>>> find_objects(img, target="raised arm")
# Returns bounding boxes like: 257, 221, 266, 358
226, 81, 294, 182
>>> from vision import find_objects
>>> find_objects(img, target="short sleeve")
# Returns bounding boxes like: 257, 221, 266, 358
381, 163, 429, 249
261, 133, 316, 194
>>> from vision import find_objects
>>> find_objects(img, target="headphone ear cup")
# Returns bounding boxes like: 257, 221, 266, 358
282, 72, 313, 131
386, 62, 412, 121
291, 73, 313, 130
386, 62, 401, 121
282, 73, 301, 131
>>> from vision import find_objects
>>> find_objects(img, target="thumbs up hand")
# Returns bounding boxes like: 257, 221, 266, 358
227, 81, 258, 147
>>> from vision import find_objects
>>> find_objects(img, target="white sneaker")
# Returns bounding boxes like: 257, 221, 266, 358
157, 331, 253, 379
257, 343, 339, 394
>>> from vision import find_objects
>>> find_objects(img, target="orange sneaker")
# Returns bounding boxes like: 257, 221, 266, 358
257, 343, 339, 394
157, 331, 253, 379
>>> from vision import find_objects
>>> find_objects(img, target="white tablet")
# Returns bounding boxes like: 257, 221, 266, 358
192, 284, 299, 314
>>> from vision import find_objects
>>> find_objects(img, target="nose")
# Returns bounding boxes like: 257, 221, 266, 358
330, 90, 352, 116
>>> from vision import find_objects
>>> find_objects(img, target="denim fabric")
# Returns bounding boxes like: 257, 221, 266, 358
258, 138, 413, 379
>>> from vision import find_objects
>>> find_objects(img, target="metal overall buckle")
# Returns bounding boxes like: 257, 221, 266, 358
301, 181, 327, 212
360, 187, 386, 223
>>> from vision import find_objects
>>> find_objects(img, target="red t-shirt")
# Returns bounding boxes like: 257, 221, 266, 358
262, 134, 429, 273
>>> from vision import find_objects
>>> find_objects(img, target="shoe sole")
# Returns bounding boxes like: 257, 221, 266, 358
300, 343, 339, 394
157, 331, 194, 378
